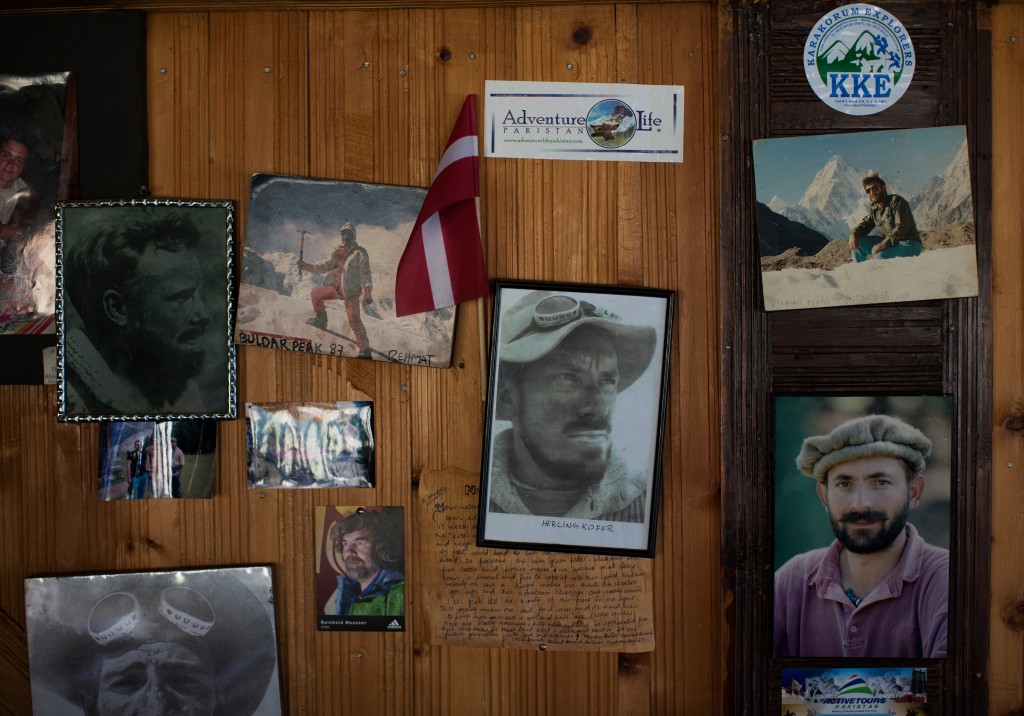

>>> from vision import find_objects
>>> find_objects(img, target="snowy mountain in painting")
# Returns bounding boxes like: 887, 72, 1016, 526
910, 138, 974, 228
772, 139, 972, 242
766, 195, 789, 213
777, 155, 871, 240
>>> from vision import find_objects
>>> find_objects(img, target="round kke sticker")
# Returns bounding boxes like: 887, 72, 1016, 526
804, 4, 915, 115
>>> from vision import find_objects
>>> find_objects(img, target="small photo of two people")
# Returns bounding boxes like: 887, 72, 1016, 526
97, 420, 216, 500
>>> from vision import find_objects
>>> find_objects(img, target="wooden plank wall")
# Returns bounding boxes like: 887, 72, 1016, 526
989, 4, 1024, 715
0, 3, 722, 715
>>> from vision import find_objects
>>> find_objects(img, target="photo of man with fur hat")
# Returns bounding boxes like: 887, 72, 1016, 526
773, 396, 951, 658
480, 282, 674, 555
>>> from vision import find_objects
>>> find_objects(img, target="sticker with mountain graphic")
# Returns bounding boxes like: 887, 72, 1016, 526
752, 126, 978, 311
781, 667, 929, 715
803, 4, 915, 115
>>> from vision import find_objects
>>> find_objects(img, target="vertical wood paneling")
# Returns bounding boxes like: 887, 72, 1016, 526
989, 5, 1024, 714
0, 5, 722, 716
636, 5, 721, 714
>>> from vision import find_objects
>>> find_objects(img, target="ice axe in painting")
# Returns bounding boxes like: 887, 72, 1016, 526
298, 229, 311, 266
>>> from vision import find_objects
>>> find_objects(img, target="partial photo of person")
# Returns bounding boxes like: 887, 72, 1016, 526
773, 396, 951, 659
316, 505, 405, 631
59, 201, 233, 419
25, 566, 281, 716
0, 136, 36, 277
480, 283, 674, 556
0, 72, 74, 328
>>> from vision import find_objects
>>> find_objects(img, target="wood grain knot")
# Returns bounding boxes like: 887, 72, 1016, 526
1001, 412, 1024, 432
572, 25, 593, 46
1001, 600, 1024, 631
438, 48, 452, 62
618, 654, 633, 671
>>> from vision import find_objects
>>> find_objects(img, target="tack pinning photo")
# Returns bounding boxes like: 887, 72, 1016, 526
235, 174, 458, 368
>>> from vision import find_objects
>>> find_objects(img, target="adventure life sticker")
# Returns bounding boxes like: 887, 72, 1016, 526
485, 80, 684, 162
803, 4, 915, 115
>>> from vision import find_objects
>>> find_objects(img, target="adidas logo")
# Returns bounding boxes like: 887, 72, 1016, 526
386, 619, 403, 630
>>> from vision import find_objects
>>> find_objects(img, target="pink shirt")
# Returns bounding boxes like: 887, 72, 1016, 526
774, 524, 948, 658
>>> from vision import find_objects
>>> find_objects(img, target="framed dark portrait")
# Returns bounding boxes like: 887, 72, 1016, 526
25, 566, 282, 716
478, 279, 675, 557
314, 505, 406, 632
773, 395, 952, 660
55, 199, 237, 421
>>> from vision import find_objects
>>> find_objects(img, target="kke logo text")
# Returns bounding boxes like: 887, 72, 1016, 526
803, 3, 915, 116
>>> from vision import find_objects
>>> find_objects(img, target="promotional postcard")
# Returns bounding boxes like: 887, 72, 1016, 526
484, 80, 684, 162
315, 505, 406, 632
781, 667, 928, 715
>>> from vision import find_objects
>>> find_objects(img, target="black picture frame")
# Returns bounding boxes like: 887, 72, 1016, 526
477, 279, 674, 558
55, 199, 237, 422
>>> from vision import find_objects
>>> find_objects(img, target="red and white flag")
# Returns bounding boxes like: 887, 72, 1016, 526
395, 95, 489, 317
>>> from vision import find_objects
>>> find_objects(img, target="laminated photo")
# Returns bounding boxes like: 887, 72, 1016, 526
246, 401, 374, 489
0, 72, 76, 340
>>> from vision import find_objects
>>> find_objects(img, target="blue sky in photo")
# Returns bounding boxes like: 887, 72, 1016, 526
753, 125, 967, 204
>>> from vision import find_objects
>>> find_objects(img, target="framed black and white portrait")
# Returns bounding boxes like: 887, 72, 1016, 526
478, 279, 675, 557
55, 199, 237, 421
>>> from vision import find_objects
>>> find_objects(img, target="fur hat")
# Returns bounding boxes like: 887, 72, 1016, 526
796, 414, 932, 481
26, 567, 279, 716
495, 291, 657, 419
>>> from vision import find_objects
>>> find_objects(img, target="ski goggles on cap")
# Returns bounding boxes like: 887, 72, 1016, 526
507, 295, 620, 344
87, 586, 215, 646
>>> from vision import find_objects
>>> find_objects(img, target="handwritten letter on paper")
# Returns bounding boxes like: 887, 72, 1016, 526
416, 467, 655, 652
